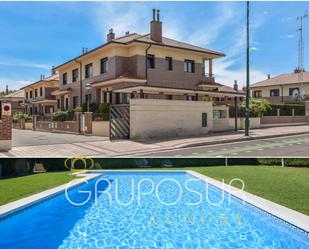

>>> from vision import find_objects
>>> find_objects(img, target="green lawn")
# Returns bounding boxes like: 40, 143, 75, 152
0, 171, 76, 206
162, 166, 309, 215
0, 167, 308, 216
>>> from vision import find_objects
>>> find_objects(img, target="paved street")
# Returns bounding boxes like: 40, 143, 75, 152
132, 134, 309, 157
1, 125, 309, 157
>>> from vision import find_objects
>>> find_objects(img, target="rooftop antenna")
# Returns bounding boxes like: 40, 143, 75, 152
296, 10, 308, 100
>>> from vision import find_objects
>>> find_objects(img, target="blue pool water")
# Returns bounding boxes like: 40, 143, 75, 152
0, 171, 308, 249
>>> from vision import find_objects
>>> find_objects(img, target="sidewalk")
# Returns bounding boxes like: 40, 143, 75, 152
1, 125, 308, 157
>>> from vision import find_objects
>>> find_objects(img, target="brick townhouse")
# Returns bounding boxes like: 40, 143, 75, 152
52, 9, 244, 110
21, 72, 59, 115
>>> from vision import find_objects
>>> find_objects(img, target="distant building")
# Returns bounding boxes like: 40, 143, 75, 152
250, 71, 309, 103
0, 89, 25, 114
21, 73, 59, 115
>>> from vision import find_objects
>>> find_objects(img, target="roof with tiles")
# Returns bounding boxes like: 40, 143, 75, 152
251, 71, 309, 88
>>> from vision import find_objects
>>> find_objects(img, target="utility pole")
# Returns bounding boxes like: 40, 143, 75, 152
245, 0, 250, 136
297, 10, 308, 99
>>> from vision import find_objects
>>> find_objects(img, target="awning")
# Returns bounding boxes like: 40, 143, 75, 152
113, 85, 245, 98
91, 77, 146, 88
51, 89, 72, 96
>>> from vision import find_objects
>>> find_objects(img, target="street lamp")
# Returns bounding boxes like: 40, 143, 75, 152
245, 0, 250, 136
86, 83, 91, 112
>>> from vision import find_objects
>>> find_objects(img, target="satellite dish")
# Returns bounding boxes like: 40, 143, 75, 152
292, 88, 300, 98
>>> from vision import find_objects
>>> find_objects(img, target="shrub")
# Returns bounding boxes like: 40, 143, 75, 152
53, 111, 67, 121
264, 103, 305, 116
257, 158, 309, 167
99, 103, 111, 113
13, 113, 32, 122
73, 106, 82, 112
242, 98, 271, 117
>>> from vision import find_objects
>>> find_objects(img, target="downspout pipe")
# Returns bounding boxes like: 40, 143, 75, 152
74, 59, 83, 108
74, 59, 83, 134
145, 44, 152, 86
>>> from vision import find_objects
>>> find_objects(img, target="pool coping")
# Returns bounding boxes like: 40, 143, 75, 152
0, 173, 101, 219
0, 170, 308, 234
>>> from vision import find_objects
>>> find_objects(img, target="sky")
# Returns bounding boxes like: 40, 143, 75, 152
0, 1, 308, 90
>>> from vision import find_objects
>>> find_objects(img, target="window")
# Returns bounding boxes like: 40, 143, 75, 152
72, 96, 79, 109
65, 98, 69, 110
63, 73, 67, 85
100, 57, 108, 74
166, 95, 173, 100
146, 54, 155, 68
85, 63, 93, 78
202, 113, 208, 127
165, 57, 173, 71
184, 60, 195, 73
40, 87, 43, 96
102, 91, 112, 103
26, 92, 29, 100
29, 91, 33, 99
57, 99, 60, 109
270, 89, 279, 97
213, 110, 227, 119
186, 95, 194, 101
253, 90, 262, 98
72, 69, 79, 82
289, 88, 299, 96
34, 89, 38, 98
45, 106, 53, 114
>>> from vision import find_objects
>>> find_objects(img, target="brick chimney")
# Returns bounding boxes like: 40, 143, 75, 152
267, 74, 271, 79
150, 9, 162, 43
51, 66, 56, 75
107, 28, 115, 42
233, 80, 238, 91
6, 85, 9, 95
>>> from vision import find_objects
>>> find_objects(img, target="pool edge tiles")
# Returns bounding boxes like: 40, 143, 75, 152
0, 173, 101, 220
186, 170, 309, 235
0, 170, 308, 236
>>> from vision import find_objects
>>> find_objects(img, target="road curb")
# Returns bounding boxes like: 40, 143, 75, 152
175, 131, 309, 149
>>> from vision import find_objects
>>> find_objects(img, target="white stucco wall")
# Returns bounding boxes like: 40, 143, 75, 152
92, 121, 109, 136
130, 99, 213, 139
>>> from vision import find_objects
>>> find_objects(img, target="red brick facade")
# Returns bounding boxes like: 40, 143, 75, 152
0, 115, 12, 150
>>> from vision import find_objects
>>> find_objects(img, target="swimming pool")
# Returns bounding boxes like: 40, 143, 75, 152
0, 171, 308, 249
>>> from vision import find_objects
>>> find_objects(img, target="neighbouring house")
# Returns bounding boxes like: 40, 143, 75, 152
21, 72, 59, 115
52, 9, 244, 110
0, 86, 25, 114
250, 70, 309, 104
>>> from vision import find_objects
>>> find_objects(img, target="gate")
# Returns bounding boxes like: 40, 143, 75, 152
109, 104, 130, 140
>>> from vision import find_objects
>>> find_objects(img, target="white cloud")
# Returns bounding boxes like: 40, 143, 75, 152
214, 58, 267, 88
0, 57, 51, 70
0, 78, 33, 91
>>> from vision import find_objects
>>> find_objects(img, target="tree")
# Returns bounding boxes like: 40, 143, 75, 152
242, 98, 271, 117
